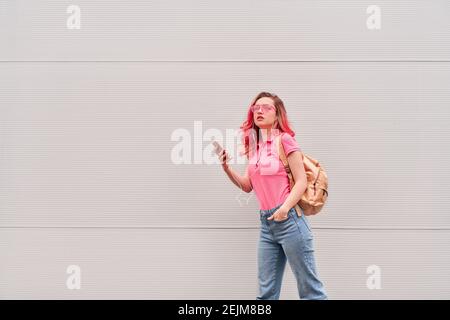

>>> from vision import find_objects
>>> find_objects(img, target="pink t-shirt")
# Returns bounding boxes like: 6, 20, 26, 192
247, 132, 301, 210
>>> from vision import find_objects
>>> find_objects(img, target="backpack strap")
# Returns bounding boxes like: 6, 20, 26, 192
277, 135, 290, 175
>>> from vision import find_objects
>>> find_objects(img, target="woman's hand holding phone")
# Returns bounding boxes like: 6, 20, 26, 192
212, 141, 231, 170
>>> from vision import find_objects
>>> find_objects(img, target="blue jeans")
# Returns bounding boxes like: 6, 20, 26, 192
257, 203, 328, 300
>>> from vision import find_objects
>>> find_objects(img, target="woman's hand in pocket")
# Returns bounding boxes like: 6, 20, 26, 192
267, 206, 289, 222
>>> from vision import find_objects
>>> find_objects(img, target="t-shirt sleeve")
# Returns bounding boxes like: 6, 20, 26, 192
281, 132, 301, 156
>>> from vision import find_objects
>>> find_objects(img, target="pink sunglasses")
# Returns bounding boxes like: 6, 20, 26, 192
250, 104, 276, 113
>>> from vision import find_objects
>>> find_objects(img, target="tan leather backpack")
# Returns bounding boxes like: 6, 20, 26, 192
276, 135, 328, 216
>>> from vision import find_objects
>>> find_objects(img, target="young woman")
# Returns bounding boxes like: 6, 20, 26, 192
218, 92, 328, 300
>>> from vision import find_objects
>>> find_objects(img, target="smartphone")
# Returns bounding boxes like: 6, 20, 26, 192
212, 140, 223, 155
211, 140, 232, 160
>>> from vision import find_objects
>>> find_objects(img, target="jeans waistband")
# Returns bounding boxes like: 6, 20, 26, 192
259, 203, 284, 216
259, 204, 304, 217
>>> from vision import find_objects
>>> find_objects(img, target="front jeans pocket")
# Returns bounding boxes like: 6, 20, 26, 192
273, 211, 291, 224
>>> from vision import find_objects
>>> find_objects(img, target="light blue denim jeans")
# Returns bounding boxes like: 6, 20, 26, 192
257, 203, 328, 300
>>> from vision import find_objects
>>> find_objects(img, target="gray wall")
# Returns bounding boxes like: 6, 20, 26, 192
1, 0, 449, 299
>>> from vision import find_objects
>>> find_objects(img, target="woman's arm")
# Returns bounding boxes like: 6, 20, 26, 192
279, 150, 307, 212
219, 150, 253, 193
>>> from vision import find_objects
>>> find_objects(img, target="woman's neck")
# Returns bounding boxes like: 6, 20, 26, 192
259, 127, 275, 143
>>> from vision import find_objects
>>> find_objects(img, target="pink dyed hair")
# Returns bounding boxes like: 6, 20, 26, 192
239, 91, 296, 159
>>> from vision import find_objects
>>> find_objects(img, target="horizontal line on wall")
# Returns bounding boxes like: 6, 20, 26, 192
1, 226, 449, 230
0, 60, 450, 63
